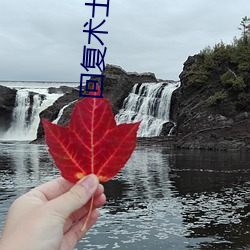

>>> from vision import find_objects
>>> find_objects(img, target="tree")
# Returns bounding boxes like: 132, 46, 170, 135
238, 16, 250, 44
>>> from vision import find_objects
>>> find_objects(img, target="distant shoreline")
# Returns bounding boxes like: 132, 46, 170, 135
0, 80, 78, 83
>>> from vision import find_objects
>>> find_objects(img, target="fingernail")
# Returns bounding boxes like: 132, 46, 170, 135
79, 174, 98, 191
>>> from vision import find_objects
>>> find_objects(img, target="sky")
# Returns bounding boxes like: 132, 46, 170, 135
0, 0, 249, 82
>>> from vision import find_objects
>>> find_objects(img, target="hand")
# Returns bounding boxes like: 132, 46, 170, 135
0, 174, 106, 250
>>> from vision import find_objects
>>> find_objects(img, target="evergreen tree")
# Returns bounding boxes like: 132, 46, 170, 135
238, 16, 250, 44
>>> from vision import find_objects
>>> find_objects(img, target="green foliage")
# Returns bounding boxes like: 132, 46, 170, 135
238, 16, 250, 44
213, 42, 233, 63
220, 71, 235, 86
207, 91, 228, 106
203, 53, 218, 71
186, 64, 208, 86
221, 71, 246, 91
184, 16, 250, 112
233, 76, 246, 91
238, 61, 250, 72
238, 91, 247, 100
200, 46, 213, 55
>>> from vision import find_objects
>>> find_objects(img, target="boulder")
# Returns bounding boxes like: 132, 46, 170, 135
0, 85, 17, 133
160, 122, 175, 136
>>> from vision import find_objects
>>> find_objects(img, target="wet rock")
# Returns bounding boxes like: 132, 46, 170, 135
160, 122, 175, 136
36, 88, 81, 139
235, 112, 249, 122
48, 86, 75, 94
175, 55, 250, 151
35, 64, 159, 140
0, 85, 17, 133
91, 64, 158, 114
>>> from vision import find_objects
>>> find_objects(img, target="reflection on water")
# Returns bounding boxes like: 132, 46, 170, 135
85, 147, 187, 250
0, 143, 250, 249
0, 142, 59, 230
171, 150, 250, 249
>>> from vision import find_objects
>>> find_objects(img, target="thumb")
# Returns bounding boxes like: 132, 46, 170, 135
47, 174, 99, 219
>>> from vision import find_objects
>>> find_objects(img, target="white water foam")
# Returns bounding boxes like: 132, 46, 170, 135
115, 82, 180, 137
1, 88, 62, 141
52, 100, 78, 124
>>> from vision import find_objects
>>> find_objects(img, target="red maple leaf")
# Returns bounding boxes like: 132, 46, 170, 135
42, 85, 140, 183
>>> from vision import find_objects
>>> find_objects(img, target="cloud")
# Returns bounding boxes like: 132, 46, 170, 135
0, 0, 249, 81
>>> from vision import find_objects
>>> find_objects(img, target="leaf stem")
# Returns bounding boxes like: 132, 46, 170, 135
80, 196, 94, 232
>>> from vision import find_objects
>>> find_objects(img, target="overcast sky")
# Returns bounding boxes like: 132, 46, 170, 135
0, 0, 249, 82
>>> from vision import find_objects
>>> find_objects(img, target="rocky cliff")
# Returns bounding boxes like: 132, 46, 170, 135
36, 64, 158, 139
174, 54, 250, 151
0, 85, 17, 133
90, 64, 158, 114
36, 87, 81, 139
3, 53, 249, 151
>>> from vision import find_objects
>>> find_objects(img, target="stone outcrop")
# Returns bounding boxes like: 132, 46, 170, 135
3, 59, 250, 151
36, 87, 81, 139
173, 55, 250, 151
48, 86, 74, 94
159, 122, 175, 136
0, 85, 17, 133
91, 64, 158, 114
35, 65, 158, 140
2, 56, 250, 151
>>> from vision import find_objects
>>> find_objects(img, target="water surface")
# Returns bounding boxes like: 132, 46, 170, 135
0, 142, 250, 249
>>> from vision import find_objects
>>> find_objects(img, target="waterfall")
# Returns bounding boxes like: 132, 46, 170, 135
1, 89, 62, 141
115, 81, 180, 137
53, 100, 78, 124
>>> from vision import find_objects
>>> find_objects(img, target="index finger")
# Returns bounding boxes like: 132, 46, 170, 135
34, 177, 74, 201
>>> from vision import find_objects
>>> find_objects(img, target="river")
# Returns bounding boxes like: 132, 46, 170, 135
0, 142, 250, 249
